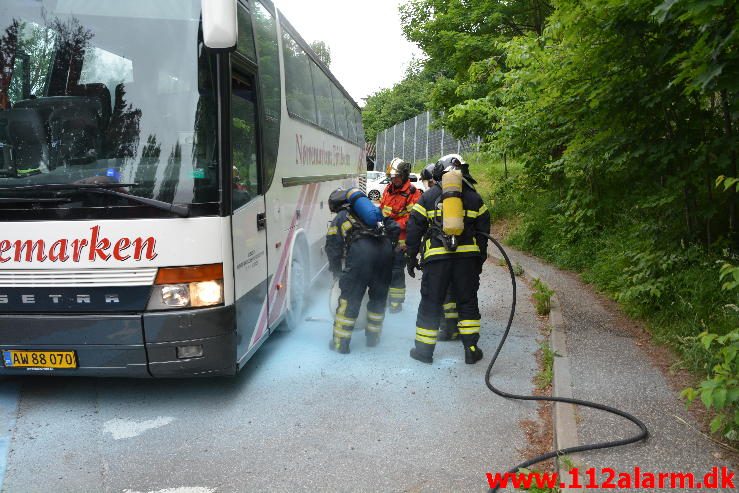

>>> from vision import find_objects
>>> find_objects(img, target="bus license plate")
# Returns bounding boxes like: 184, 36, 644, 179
2, 350, 78, 369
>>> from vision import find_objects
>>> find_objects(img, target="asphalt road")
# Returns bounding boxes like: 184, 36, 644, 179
0, 262, 541, 493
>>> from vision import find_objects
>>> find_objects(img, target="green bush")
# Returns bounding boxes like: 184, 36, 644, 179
681, 262, 739, 442
532, 278, 554, 316
474, 158, 738, 441
681, 328, 739, 441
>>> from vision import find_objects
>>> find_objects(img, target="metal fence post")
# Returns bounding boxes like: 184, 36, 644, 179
383, 129, 388, 168
402, 120, 406, 161
413, 116, 418, 164
425, 111, 430, 161
392, 124, 396, 158
441, 127, 445, 156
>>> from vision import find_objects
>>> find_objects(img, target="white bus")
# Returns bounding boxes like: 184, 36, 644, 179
0, 0, 365, 377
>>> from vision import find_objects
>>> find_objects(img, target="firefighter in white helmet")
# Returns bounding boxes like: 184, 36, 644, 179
406, 154, 490, 364
379, 157, 422, 313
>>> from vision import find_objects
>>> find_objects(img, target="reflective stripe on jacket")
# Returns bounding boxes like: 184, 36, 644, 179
406, 184, 490, 263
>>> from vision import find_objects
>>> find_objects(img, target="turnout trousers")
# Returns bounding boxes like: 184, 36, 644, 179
333, 237, 394, 349
414, 256, 481, 357
388, 249, 407, 310
438, 289, 459, 340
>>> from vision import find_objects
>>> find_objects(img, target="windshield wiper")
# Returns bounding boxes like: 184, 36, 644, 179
0, 197, 72, 204
0, 183, 137, 191
0, 184, 191, 217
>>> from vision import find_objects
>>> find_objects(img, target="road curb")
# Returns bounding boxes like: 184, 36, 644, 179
491, 254, 583, 487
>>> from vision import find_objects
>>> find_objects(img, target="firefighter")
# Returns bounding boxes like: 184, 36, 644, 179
326, 188, 400, 353
406, 154, 490, 364
416, 163, 459, 341
379, 157, 423, 313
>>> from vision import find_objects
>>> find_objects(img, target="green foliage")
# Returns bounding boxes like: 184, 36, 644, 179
309, 40, 331, 68
681, 328, 739, 441
532, 278, 554, 316
399, 0, 552, 138
389, 0, 739, 440
536, 340, 555, 390
361, 64, 434, 143
717, 175, 739, 193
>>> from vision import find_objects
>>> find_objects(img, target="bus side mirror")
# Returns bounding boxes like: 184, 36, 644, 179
201, 0, 238, 50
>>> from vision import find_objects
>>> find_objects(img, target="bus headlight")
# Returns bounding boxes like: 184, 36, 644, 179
161, 284, 190, 307
147, 264, 224, 311
190, 280, 224, 306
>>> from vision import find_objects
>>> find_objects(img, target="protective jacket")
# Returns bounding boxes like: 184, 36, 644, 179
326, 209, 400, 275
379, 180, 422, 243
406, 182, 490, 264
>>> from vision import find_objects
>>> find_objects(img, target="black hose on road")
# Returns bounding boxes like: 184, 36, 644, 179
481, 232, 649, 492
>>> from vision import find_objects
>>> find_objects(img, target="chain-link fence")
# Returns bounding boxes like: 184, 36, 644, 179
374, 111, 481, 170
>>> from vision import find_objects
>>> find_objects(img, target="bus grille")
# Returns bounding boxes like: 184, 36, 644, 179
0, 268, 158, 287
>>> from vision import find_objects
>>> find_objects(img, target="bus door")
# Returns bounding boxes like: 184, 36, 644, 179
230, 71, 270, 361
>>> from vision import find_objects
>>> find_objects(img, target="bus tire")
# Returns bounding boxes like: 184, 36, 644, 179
280, 239, 308, 332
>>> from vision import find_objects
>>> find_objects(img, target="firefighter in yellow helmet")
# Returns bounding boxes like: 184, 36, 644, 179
379, 157, 422, 313
406, 154, 490, 364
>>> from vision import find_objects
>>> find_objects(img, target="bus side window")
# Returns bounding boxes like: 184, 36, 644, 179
236, 5, 256, 62
253, 1, 281, 193
231, 75, 259, 211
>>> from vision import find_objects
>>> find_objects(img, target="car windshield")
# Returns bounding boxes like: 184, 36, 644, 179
0, 0, 218, 218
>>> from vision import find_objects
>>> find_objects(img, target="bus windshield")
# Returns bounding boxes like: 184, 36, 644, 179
0, 0, 219, 218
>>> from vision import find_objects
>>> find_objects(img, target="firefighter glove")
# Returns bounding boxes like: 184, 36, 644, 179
406, 254, 421, 278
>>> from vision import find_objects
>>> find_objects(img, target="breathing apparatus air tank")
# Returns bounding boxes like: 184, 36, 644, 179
441, 169, 465, 236
345, 188, 384, 228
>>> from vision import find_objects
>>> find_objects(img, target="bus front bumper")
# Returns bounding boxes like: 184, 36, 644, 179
0, 306, 237, 378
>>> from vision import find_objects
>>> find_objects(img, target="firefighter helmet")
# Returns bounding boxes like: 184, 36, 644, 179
420, 163, 436, 182
432, 153, 466, 182
328, 188, 348, 213
386, 157, 411, 182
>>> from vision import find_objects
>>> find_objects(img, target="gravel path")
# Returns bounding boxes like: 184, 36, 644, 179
498, 246, 737, 489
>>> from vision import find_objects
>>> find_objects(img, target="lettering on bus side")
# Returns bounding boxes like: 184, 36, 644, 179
295, 134, 351, 167
0, 226, 157, 264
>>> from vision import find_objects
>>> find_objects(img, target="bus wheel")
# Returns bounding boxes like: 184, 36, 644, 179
281, 247, 307, 331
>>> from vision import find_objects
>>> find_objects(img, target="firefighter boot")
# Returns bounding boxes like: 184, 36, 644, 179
329, 337, 351, 354
409, 347, 433, 364
366, 332, 380, 347
464, 345, 484, 364
459, 320, 482, 363
410, 327, 437, 364
389, 302, 403, 314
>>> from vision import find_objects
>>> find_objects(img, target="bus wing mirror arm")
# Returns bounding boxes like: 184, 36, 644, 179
201, 0, 238, 51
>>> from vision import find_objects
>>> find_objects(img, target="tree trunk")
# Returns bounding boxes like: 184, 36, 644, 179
721, 90, 737, 247
683, 186, 693, 241
705, 173, 713, 245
